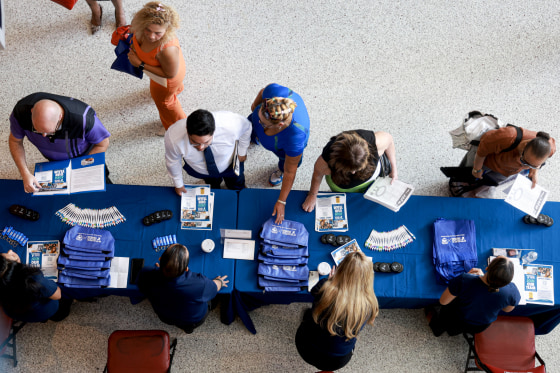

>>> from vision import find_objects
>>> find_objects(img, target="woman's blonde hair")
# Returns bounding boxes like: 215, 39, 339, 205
261, 97, 297, 123
312, 251, 379, 340
328, 131, 376, 186
130, 2, 180, 48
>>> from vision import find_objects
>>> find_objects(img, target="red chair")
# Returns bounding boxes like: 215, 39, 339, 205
463, 316, 546, 373
0, 307, 26, 367
104, 330, 177, 373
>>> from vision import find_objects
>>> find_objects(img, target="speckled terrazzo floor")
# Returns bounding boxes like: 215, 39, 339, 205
1, 1, 559, 372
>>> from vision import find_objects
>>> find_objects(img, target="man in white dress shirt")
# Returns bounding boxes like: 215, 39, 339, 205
165, 109, 251, 195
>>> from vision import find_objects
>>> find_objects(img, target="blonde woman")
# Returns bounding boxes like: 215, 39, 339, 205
128, 2, 186, 135
302, 130, 397, 213
295, 251, 378, 371
249, 83, 310, 224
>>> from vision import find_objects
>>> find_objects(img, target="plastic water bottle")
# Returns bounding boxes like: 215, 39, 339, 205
521, 251, 538, 265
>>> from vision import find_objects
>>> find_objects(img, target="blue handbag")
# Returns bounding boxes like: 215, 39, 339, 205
432, 218, 478, 284
110, 34, 143, 79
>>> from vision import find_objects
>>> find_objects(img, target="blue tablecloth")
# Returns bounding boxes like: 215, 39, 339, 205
235, 189, 560, 334
0, 180, 236, 299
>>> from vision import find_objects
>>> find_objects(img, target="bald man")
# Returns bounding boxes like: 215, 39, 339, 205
9, 92, 111, 193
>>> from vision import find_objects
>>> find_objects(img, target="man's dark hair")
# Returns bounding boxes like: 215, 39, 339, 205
160, 244, 190, 278
526, 132, 552, 159
187, 109, 215, 136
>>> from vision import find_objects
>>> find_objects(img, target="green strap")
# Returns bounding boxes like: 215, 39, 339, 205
325, 175, 375, 193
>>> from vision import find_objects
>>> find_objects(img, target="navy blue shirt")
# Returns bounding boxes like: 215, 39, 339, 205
137, 267, 218, 325
448, 273, 521, 326
3, 274, 59, 322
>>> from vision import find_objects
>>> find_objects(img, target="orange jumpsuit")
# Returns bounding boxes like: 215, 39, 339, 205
133, 35, 187, 129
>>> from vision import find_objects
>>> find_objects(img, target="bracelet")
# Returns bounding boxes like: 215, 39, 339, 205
277, 199, 286, 205
139, 62, 145, 71
473, 168, 482, 173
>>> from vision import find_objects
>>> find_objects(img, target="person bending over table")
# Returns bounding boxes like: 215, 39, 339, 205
165, 109, 251, 193
0, 250, 71, 322
295, 251, 378, 372
464, 126, 555, 188
428, 256, 520, 337
128, 2, 187, 136
137, 244, 228, 334
249, 83, 310, 224
302, 129, 398, 212
9, 92, 111, 194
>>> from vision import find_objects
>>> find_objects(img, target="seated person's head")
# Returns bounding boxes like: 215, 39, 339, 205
486, 255, 514, 292
160, 244, 190, 278
334, 251, 373, 287
522, 132, 552, 169
0, 251, 43, 313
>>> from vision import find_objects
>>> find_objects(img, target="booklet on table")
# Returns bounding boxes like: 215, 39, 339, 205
180, 185, 214, 230
363, 177, 414, 212
315, 193, 348, 232
26, 240, 60, 281
33, 152, 106, 196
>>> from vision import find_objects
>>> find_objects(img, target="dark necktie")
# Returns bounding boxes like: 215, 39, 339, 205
204, 146, 220, 176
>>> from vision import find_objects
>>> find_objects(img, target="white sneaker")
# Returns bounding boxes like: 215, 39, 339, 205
269, 169, 283, 186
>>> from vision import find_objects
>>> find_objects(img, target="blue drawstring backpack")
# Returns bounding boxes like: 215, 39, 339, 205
260, 218, 309, 247
257, 252, 308, 266
58, 256, 112, 270
58, 273, 111, 288
260, 244, 309, 258
258, 264, 309, 281
432, 218, 478, 284
63, 226, 115, 254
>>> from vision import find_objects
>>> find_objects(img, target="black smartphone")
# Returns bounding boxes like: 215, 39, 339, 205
130, 258, 144, 285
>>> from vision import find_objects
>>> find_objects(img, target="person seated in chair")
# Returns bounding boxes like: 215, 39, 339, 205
0, 250, 71, 322
302, 129, 397, 213
465, 126, 555, 188
137, 244, 228, 333
428, 256, 521, 336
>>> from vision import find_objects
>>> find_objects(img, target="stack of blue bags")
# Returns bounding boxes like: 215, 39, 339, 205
57, 225, 115, 288
257, 218, 309, 292
432, 218, 477, 285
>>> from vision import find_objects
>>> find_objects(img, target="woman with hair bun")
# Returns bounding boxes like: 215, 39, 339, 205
295, 251, 378, 371
128, 2, 186, 135
249, 83, 310, 224
428, 256, 521, 336
0, 250, 70, 322
302, 129, 397, 213
468, 126, 556, 188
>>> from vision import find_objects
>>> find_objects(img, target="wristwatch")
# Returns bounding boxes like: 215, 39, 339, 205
139, 62, 145, 71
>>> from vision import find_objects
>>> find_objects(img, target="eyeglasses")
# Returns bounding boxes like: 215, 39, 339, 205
32, 116, 62, 139
189, 136, 213, 149
520, 150, 544, 170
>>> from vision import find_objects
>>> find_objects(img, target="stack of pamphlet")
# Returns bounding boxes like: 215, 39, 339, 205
27, 240, 60, 281
363, 177, 414, 212
257, 218, 309, 292
489, 249, 554, 306
180, 185, 214, 230
315, 193, 348, 232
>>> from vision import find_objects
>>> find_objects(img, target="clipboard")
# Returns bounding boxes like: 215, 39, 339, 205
233, 140, 240, 176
